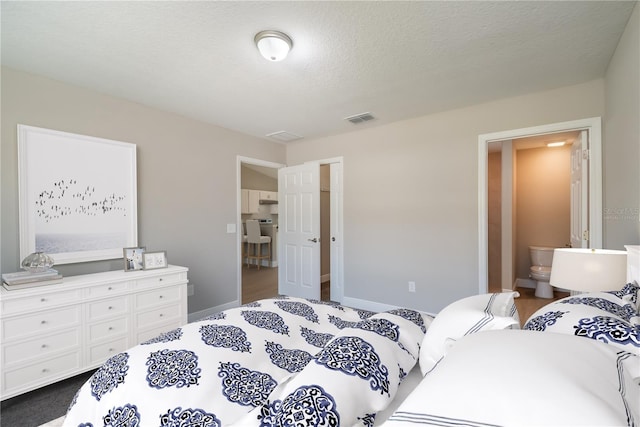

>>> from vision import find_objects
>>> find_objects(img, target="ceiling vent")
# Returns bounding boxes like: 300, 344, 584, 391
344, 112, 376, 124
266, 131, 302, 142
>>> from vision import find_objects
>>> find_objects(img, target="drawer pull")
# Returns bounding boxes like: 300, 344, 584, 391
159, 295, 164, 299
159, 313, 164, 317
159, 278, 163, 282
108, 326, 114, 331
40, 298, 46, 302
108, 348, 114, 352
108, 286, 113, 291
40, 320, 47, 324
108, 306, 113, 310
42, 368, 49, 373
41, 344, 48, 348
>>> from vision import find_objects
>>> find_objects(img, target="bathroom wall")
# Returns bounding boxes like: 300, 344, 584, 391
515, 145, 571, 280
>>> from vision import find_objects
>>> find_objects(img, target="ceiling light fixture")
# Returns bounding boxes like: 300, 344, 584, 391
547, 141, 566, 147
254, 30, 293, 62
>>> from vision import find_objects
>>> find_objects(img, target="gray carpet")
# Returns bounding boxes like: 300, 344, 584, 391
0, 370, 94, 427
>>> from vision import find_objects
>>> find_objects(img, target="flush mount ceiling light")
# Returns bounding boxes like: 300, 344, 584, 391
254, 30, 293, 62
547, 141, 566, 147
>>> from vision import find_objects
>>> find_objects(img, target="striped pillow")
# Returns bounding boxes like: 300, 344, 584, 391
418, 292, 520, 376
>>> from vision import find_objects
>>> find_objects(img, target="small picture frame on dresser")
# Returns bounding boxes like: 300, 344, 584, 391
123, 247, 146, 271
143, 251, 168, 270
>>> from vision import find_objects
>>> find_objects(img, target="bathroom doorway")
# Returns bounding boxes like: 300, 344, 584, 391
488, 131, 577, 292
478, 117, 603, 294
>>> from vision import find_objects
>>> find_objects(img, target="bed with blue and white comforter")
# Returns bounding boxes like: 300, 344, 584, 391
63, 296, 430, 427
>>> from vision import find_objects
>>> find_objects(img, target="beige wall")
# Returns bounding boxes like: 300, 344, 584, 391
604, 3, 640, 246
0, 67, 286, 314
287, 80, 606, 312
515, 145, 571, 280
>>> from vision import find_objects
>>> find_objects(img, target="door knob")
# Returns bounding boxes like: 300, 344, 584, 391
308, 238, 318, 243
331, 237, 336, 242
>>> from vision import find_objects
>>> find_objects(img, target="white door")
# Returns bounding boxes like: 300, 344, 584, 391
278, 163, 321, 299
330, 162, 344, 303
570, 130, 589, 248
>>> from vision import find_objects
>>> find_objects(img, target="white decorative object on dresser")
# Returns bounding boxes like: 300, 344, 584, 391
0, 265, 188, 400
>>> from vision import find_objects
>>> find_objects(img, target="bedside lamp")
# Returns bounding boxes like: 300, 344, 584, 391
550, 248, 627, 293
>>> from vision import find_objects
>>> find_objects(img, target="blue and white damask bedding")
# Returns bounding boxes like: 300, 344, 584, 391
63, 296, 430, 427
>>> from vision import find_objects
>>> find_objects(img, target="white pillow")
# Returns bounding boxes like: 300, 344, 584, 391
388, 330, 639, 427
419, 291, 520, 375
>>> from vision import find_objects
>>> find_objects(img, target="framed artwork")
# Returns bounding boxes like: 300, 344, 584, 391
142, 251, 168, 270
123, 247, 145, 272
18, 125, 137, 264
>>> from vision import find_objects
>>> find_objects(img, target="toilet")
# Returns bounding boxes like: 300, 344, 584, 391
529, 246, 555, 299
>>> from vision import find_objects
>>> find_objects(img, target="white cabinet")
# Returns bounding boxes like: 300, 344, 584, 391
0, 265, 188, 400
241, 189, 260, 214
259, 191, 277, 201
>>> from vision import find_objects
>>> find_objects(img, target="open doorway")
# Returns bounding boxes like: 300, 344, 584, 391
237, 157, 343, 305
237, 157, 284, 305
478, 117, 603, 295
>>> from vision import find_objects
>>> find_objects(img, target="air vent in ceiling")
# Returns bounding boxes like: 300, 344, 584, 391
344, 112, 376, 124
266, 131, 302, 142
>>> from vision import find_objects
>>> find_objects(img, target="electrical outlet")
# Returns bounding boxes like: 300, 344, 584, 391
187, 284, 194, 296
408, 281, 416, 292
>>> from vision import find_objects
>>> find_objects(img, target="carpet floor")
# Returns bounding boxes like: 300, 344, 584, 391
0, 370, 94, 427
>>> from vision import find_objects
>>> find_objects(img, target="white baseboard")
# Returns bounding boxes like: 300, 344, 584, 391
341, 296, 397, 312
188, 300, 239, 323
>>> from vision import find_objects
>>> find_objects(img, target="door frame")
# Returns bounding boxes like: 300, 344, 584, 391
235, 155, 344, 305
477, 117, 603, 295
236, 156, 286, 305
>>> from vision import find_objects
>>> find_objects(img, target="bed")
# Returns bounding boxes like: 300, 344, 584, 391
63, 297, 431, 426
64, 255, 640, 427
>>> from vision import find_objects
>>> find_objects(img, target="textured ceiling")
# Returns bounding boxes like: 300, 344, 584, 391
1, 1, 636, 142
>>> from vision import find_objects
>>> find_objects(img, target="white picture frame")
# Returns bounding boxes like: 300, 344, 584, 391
123, 246, 146, 272
18, 125, 138, 264
142, 251, 168, 270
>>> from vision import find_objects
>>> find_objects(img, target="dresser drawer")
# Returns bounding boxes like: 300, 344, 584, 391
88, 296, 129, 320
136, 304, 181, 328
86, 281, 130, 298
88, 337, 129, 365
1, 289, 81, 315
3, 329, 80, 366
3, 351, 81, 393
135, 287, 181, 310
135, 273, 185, 289
88, 317, 129, 343
2, 306, 81, 341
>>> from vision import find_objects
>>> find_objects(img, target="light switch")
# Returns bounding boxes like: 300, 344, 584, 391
226, 223, 237, 233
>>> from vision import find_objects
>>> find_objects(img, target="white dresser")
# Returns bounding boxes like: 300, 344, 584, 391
0, 265, 188, 400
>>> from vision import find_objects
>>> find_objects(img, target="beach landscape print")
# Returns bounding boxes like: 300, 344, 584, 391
18, 125, 137, 264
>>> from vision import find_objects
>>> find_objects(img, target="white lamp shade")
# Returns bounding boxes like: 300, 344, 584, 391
255, 31, 292, 62
549, 248, 627, 292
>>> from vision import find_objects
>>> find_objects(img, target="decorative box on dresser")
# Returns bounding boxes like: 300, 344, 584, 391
0, 265, 188, 400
